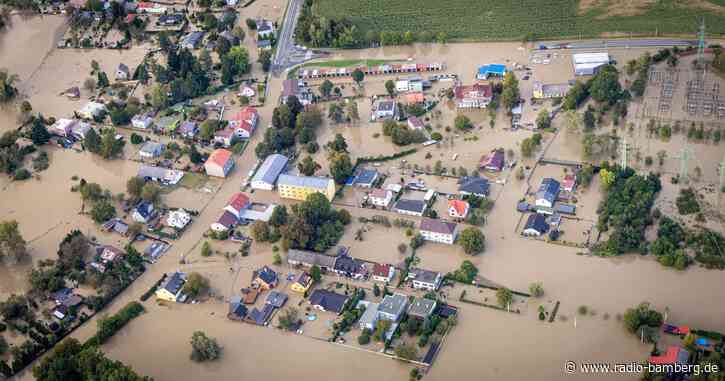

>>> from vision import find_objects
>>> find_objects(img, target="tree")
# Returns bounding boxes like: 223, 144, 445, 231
327, 133, 348, 153
126, 177, 145, 199
269, 205, 288, 228
394, 343, 418, 360
385, 80, 396, 96
320, 80, 334, 97
90, 200, 116, 223
190, 331, 221, 362
536, 109, 550, 130
251, 221, 271, 241
329, 151, 353, 184
199, 120, 219, 141
500, 71, 520, 111
298, 156, 320, 176
373, 319, 392, 342
623, 302, 663, 335
227, 46, 250, 75
449, 260, 478, 283
80, 182, 103, 201
310, 265, 321, 282
278, 307, 300, 331
183, 272, 210, 297
150, 84, 168, 109
0, 70, 18, 103
0, 294, 29, 320
0, 220, 27, 263
140, 182, 160, 202
496, 287, 513, 308
599, 168, 615, 190
458, 227, 485, 255
84, 128, 101, 153
529, 282, 544, 297
245, 18, 256, 29
589, 65, 622, 104
258, 49, 273, 72
99, 129, 124, 159
454, 114, 473, 131
200, 241, 211, 257
30, 119, 51, 145
352, 69, 364, 86
347, 101, 359, 123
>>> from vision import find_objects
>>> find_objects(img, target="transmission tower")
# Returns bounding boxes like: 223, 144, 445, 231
677, 147, 693, 184
719, 155, 725, 192
620, 136, 630, 169
696, 19, 707, 68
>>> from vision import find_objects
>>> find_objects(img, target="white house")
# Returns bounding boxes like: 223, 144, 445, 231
368, 189, 393, 208
166, 209, 191, 229
373, 100, 397, 120
419, 218, 458, 245
132, 113, 153, 129
372, 263, 395, 283
447, 199, 470, 219
204, 149, 234, 178
535, 178, 561, 209
139, 141, 164, 159
77, 102, 106, 120
395, 80, 409, 92
407, 268, 442, 291
251, 154, 288, 190
239, 85, 256, 98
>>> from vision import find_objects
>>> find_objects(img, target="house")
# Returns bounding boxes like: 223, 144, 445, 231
227, 296, 248, 321
353, 168, 378, 188
178, 121, 198, 139
166, 209, 191, 229
132, 201, 155, 223
219, 30, 240, 46
535, 178, 561, 209
277, 174, 336, 201
554, 203, 576, 215
139, 141, 164, 159
180, 31, 204, 50
562, 174, 576, 192
256, 19, 275, 38
405, 92, 424, 105
392, 199, 427, 217
523, 213, 548, 237
358, 301, 379, 331
286, 249, 337, 271
213, 128, 236, 148
77, 101, 106, 120
265, 291, 288, 308
241, 288, 259, 304
251, 154, 288, 190
458, 176, 490, 197
533, 81, 574, 99
407, 268, 442, 291
98, 244, 124, 263
573, 53, 610, 76
50, 288, 82, 307
368, 188, 393, 208
649, 346, 689, 366
70, 122, 92, 140
144, 241, 168, 262
252, 266, 278, 290
52, 305, 70, 320
49, 118, 76, 137
290, 272, 313, 293
132, 113, 153, 129
239, 85, 255, 98
454, 84, 492, 109
204, 149, 234, 178
407, 116, 424, 130
116, 63, 130, 81
224, 193, 250, 219
511, 102, 523, 128
476, 64, 507, 80
448, 199, 470, 219
419, 218, 458, 245
155, 272, 187, 302
228, 107, 258, 139
158, 13, 183, 26
372, 263, 395, 283
246, 304, 275, 325
373, 99, 397, 120
395, 79, 410, 92
479, 149, 504, 172
281, 79, 312, 105
377, 293, 408, 322
309, 289, 349, 314
407, 298, 437, 320
211, 210, 238, 232
137, 165, 185, 185
156, 116, 178, 133
64, 86, 81, 99
332, 254, 367, 280
137, 2, 166, 13
257, 39, 272, 51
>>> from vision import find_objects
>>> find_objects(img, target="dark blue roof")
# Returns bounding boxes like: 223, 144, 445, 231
309, 290, 349, 314
256, 266, 278, 286
524, 214, 549, 234
229, 302, 248, 319
536, 178, 560, 204
333, 254, 365, 275
248, 304, 274, 325
265, 291, 288, 308
354, 169, 378, 186
135, 201, 154, 219
163, 272, 185, 295
394, 199, 426, 213
458, 176, 490, 196
554, 203, 576, 215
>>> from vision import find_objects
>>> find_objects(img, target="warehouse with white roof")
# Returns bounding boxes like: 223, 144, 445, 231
572, 52, 610, 76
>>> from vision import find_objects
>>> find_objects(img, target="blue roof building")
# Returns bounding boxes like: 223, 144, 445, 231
477, 64, 507, 80
458, 176, 490, 197
535, 178, 561, 208
523, 214, 549, 236
353, 168, 379, 188
251, 154, 288, 190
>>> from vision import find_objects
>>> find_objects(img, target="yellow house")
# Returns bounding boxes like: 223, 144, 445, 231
155, 272, 187, 303
532, 81, 573, 99
277, 174, 336, 201
290, 272, 313, 293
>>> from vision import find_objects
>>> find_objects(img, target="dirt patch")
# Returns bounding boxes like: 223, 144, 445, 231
578, 0, 656, 18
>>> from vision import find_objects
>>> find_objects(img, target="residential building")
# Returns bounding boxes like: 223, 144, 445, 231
166, 209, 191, 229
180, 31, 204, 50
562, 174, 576, 192
178, 121, 198, 139
309, 290, 349, 314
77, 102, 106, 120
251, 153, 288, 190
511, 102, 523, 128
281, 79, 312, 105
256, 39, 272, 51
239, 85, 255, 98
155, 272, 187, 302
131, 113, 153, 129
454, 84, 492, 109
371, 263, 395, 283
358, 301, 379, 331
405, 92, 424, 105
204, 149, 234, 178
448, 199, 470, 219
137, 2, 166, 13
458, 176, 490, 197
156, 116, 178, 134
368, 188, 393, 208
256, 19, 275, 38
535, 178, 561, 209
532, 81, 574, 99
219, 30, 240, 45
100, 245, 124, 263
649, 346, 689, 367
523, 213, 548, 237
407, 116, 424, 130
479, 149, 504, 172
116, 63, 130, 81
554, 203, 576, 215
252, 266, 278, 290
158, 13, 183, 26
132, 201, 155, 223
286, 249, 337, 271
377, 293, 408, 322
224, 193, 250, 219
211, 210, 238, 232
419, 218, 458, 245
139, 141, 164, 159
407, 268, 442, 291
246, 304, 275, 325
213, 128, 236, 148
228, 107, 259, 139
476, 64, 506, 80
70, 122, 92, 140
265, 291, 288, 308
353, 168, 378, 188
277, 174, 336, 201
144, 242, 168, 262
407, 298, 437, 321
573, 52, 610, 76
395, 80, 410, 92
49, 118, 76, 137
332, 254, 367, 280
228, 296, 248, 321
137, 165, 185, 185
290, 272, 313, 293
373, 99, 397, 120
392, 199, 426, 217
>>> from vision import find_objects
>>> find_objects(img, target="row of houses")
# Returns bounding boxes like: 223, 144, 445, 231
296, 62, 444, 80
250, 153, 337, 201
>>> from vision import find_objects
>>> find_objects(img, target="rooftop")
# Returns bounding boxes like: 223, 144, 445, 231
378, 293, 408, 317
309, 289, 349, 313
227, 193, 250, 212
206, 148, 233, 167
393, 199, 426, 213
277, 174, 332, 190
408, 268, 440, 284
420, 218, 457, 235
408, 298, 437, 317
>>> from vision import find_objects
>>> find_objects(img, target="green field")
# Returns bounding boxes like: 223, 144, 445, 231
314, 0, 725, 42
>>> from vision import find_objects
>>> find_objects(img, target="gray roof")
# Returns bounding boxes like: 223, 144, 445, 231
377, 100, 395, 111
287, 249, 337, 269
554, 203, 576, 215
309, 290, 349, 314
277, 174, 331, 190
524, 213, 548, 234
420, 218, 457, 235
265, 291, 288, 308
408, 268, 440, 285
181, 31, 204, 47
140, 141, 164, 154
252, 154, 288, 185
393, 199, 426, 213
458, 176, 490, 196
138, 165, 168, 180
161, 272, 186, 295
408, 298, 437, 318
358, 302, 379, 327
378, 293, 408, 317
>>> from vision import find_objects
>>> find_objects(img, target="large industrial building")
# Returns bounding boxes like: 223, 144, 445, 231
572, 53, 610, 76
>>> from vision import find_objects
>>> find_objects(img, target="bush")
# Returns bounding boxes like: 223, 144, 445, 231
190, 331, 222, 362
14, 168, 31, 180
357, 334, 370, 345
529, 282, 544, 298
130, 133, 144, 144
92, 301, 145, 344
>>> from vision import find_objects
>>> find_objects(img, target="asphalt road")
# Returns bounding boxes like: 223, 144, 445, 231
542, 39, 698, 50
272, 0, 303, 76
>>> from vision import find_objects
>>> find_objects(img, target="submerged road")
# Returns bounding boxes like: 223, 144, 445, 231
542, 39, 698, 50
272, 0, 302, 76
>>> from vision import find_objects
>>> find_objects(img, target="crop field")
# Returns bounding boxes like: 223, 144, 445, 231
314, 0, 725, 41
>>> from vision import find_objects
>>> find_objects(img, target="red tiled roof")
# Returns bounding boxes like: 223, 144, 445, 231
448, 200, 469, 216
229, 107, 258, 133
649, 346, 687, 365
372, 263, 392, 277
454, 84, 493, 101
563, 174, 576, 189
206, 149, 232, 167
405, 92, 424, 104
227, 193, 250, 212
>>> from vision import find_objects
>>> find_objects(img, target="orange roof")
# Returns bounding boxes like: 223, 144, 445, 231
405, 92, 425, 104
649, 346, 687, 365
227, 192, 250, 211
229, 107, 258, 133
448, 199, 469, 216
206, 149, 232, 167
372, 263, 392, 277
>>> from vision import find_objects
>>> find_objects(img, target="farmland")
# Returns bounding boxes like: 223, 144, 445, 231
313, 0, 725, 42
